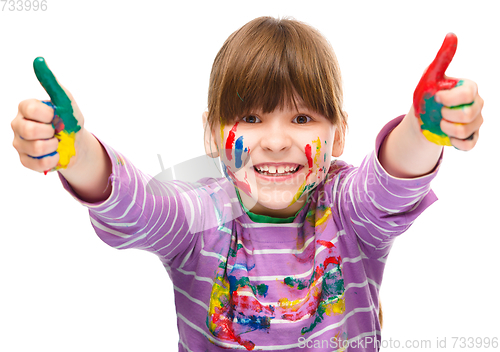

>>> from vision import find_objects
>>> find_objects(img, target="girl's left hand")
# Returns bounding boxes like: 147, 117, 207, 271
435, 78, 484, 151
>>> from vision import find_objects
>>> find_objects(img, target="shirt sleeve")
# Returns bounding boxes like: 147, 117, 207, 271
332, 115, 442, 258
57, 135, 221, 265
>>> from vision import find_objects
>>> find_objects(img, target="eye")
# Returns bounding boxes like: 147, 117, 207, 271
242, 115, 261, 123
293, 115, 312, 124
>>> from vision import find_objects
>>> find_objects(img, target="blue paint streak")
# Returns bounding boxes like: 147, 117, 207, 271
231, 262, 256, 272
28, 150, 58, 159
222, 163, 230, 179
234, 136, 244, 168
236, 315, 272, 331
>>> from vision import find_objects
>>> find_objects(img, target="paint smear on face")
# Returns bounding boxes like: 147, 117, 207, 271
289, 138, 322, 205
225, 122, 239, 161
234, 136, 244, 168
313, 138, 322, 169
226, 168, 252, 196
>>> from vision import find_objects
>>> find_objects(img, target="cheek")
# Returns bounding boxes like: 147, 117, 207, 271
221, 123, 252, 174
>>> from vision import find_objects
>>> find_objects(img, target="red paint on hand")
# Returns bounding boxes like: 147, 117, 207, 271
413, 33, 459, 116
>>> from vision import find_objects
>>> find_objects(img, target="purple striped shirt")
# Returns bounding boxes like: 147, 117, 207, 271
59, 115, 441, 351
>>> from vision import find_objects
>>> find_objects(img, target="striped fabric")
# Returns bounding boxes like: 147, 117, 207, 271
59, 115, 441, 351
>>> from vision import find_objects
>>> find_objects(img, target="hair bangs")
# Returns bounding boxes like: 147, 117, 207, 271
208, 17, 346, 133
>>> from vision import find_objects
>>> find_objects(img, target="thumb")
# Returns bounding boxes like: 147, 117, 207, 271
413, 33, 460, 117
33, 57, 83, 173
422, 33, 457, 84
412, 34, 460, 147
33, 57, 81, 134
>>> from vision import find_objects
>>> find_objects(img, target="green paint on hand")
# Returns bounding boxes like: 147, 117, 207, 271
420, 94, 448, 137
33, 57, 81, 134
449, 81, 474, 110
449, 101, 474, 110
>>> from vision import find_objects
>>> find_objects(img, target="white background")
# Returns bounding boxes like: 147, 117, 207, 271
1, 0, 499, 351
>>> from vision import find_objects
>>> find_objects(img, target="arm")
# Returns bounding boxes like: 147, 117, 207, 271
378, 106, 443, 178
58, 129, 112, 203
332, 115, 441, 258
11, 57, 220, 267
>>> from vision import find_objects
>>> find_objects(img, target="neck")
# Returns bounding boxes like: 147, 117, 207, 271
238, 190, 308, 218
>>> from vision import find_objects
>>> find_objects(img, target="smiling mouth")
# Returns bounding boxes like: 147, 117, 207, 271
253, 165, 303, 176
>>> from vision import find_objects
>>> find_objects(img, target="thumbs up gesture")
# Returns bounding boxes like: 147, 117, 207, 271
413, 33, 483, 150
11, 57, 85, 174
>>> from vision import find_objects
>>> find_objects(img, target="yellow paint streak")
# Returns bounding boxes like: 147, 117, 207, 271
220, 120, 225, 151
422, 130, 452, 146
289, 180, 307, 206
287, 138, 322, 207
54, 130, 76, 169
312, 137, 321, 168
278, 297, 302, 311
325, 297, 345, 316
116, 154, 125, 166
315, 207, 332, 227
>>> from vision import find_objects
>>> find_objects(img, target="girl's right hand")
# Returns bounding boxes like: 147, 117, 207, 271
11, 58, 86, 174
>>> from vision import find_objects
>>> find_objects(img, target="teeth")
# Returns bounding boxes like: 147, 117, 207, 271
255, 165, 299, 175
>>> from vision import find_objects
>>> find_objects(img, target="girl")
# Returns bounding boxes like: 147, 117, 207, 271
11, 16, 483, 351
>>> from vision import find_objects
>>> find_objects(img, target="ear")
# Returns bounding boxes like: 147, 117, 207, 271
203, 111, 219, 158
332, 114, 347, 157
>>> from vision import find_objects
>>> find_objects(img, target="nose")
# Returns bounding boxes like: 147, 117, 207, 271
260, 123, 292, 152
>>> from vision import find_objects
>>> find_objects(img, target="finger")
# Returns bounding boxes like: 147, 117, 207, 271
13, 136, 59, 158
33, 57, 81, 134
18, 99, 55, 124
16, 118, 55, 140
440, 93, 483, 124
441, 112, 483, 140
450, 129, 479, 151
19, 152, 60, 173
423, 33, 458, 83
436, 79, 478, 108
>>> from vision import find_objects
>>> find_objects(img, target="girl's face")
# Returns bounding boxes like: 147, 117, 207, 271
212, 103, 342, 218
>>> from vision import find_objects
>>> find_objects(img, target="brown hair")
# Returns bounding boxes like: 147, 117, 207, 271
207, 16, 347, 136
